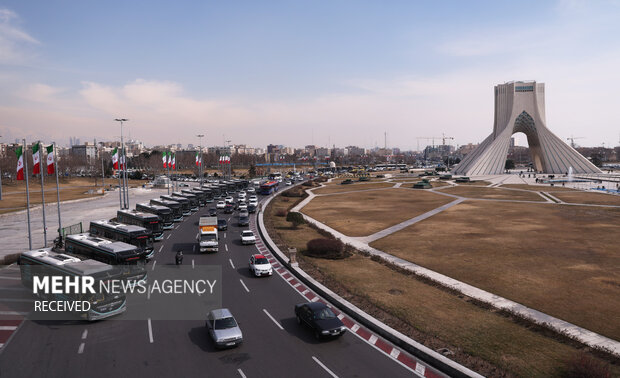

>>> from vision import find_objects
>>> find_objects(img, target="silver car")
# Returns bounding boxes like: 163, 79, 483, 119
206, 308, 243, 348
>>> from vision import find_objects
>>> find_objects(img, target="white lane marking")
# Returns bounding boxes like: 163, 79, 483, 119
368, 334, 378, 345
229, 259, 235, 269
337, 314, 344, 320
351, 324, 360, 332
301, 289, 309, 295
262, 309, 284, 330
224, 233, 227, 239
237, 369, 247, 378
0, 276, 20, 280
390, 348, 400, 358
167, 234, 171, 239
0, 343, 3, 348
225, 244, 228, 252
0, 311, 27, 316
239, 279, 250, 293
286, 276, 294, 281
147, 286, 151, 300
312, 356, 339, 378
192, 259, 195, 269
148, 318, 154, 343
78, 342, 85, 354
158, 245, 163, 253
415, 362, 426, 375
151, 261, 157, 271
310, 296, 319, 302
81, 329, 88, 340
193, 245, 196, 252
0, 326, 17, 331
293, 283, 301, 288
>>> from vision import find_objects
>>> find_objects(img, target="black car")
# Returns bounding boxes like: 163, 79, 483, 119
217, 218, 228, 231
224, 203, 234, 214
247, 204, 257, 214
208, 208, 218, 216
238, 214, 249, 227
294, 302, 346, 340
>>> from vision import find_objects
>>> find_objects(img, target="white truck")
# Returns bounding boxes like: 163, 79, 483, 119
197, 216, 219, 252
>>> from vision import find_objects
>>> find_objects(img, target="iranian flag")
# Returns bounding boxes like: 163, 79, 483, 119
226, 156, 231, 164
162, 151, 167, 168
172, 154, 176, 170
218, 156, 223, 165
167, 152, 172, 168
32, 142, 41, 174
195, 152, 200, 166
112, 147, 119, 169
16, 146, 24, 180
119, 155, 125, 170
46, 145, 55, 174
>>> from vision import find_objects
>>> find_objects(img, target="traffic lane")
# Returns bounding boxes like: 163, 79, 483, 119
223, 224, 413, 377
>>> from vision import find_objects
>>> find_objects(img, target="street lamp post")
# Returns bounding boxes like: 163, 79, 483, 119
225, 140, 231, 179
197, 134, 204, 186
115, 118, 129, 209
0, 135, 3, 201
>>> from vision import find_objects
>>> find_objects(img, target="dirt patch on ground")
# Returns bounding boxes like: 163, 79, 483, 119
312, 182, 394, 195
370, 201, 620, 340
303, 188, 453, 236
551, 191, 620, 206
441, 185, 547, 201
500, 184, 580, 191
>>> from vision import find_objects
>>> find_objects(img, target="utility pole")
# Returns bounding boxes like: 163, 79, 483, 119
197, 134, 204, 186
115, 118, 129, 209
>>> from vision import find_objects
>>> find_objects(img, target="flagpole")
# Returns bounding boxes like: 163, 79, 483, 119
117, 147, 122, 209
167, 151, 170, 195
23, 139, 32, 250
53, 142, 62, 240
38, 142, 48, 247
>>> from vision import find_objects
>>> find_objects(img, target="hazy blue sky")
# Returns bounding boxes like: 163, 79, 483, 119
1, 1, 620, 150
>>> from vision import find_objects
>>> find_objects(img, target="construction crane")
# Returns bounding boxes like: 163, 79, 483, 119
566, 135, 584, 148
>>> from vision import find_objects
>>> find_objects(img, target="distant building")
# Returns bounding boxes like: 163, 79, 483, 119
345, 146, 365, 156
71, 143, 97, 161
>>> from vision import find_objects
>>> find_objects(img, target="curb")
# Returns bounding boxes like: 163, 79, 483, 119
257, 184, 483, 378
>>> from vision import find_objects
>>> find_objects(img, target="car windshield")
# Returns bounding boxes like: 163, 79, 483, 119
314, 307, 336, 320
242, 231, 253, 237
214, 317, 237, 330
200, 234, 216, 241
255, 258, 269, 265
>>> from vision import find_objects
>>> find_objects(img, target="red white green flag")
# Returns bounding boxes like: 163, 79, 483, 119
162, 151, 167, 168
172, 154, 176, 170
119, 155, 125, 170
46, 145, 55, 174
112, 147, 119, 169
167, 152, 172, 167
32, 142, 41, 174
16, 146, 24, 180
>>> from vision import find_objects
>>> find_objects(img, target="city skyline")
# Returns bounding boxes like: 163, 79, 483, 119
1, 1, 620, 150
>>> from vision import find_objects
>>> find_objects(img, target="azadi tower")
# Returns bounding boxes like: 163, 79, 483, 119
453, 81, 601, 175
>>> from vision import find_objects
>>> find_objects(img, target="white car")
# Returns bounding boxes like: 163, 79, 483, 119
285, 181, 292, 186
248, 195, 258, 202
225, 196, 234, 204
237, 201, 248, 211
241, 230, 256, 245
248, 199, 258, 207
216, 201, 226, 209
248, 254, 273, 277
246, 187, 255, 194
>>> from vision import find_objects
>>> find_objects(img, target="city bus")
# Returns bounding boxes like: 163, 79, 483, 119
259, 180, 279, 195
150, 198, 183, 222
64, 233, 147, 283
183, 188, 206, 206
172, 191, 199, 212
90, 219, 154, 260
203, 185, 220, 200
19, 248, 127, 321
136, 202, 174, 229
116, 209, 163, 240
161, 194, 191, 216
268, 172, 283, 182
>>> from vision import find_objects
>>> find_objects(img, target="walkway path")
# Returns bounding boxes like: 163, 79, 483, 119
291, 178, 620, 357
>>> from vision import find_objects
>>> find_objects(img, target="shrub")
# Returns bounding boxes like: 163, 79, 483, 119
286, 212, 305, 229
275, 209, 287, 217
302, 181, 313, 187
562, 352, 610, 378
305, 238, 344, 259
282, 189, 302, 197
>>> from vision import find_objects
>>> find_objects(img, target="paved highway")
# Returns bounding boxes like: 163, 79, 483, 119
0, 188, 423, 377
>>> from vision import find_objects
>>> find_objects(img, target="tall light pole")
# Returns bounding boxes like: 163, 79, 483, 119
225, 140, 231, 179
0, 135, 3, 201
197, 134, 204, 186
115, 118, 129, 209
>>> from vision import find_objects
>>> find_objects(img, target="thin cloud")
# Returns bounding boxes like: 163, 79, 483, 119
0, 8, 39, 64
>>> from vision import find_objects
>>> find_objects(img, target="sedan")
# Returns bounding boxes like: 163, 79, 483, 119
237, 201, 248, 211
208, 208, 218, 216
285, 181, 292, 186
224, 196, 234, 204
224, 203, 234, 214
241, 230, 256, 245
206, 308, 243, 348
216, 201, 226, 209
248, 254, 273, 277
295, 302, 346, 340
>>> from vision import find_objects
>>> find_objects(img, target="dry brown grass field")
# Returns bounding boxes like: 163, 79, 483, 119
311, 182, 394, 195
500, 184, 579, 191
303, 188, 453, 236
551, 191, 620, 205
266, 194, 619, 377
370, 201, 620, 340
440, 185, 547, 201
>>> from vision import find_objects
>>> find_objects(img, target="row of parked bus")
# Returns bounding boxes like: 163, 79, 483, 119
19, 180, 251, 321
